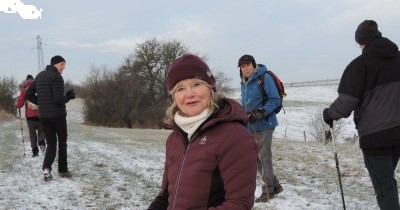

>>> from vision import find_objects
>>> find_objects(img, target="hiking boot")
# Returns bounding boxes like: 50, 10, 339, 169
59, 171, 73, 178
274, 184, 284, 195
32, 147, 39, 157
40, 145, 46, 152
38, 141, 46, 152
255, 193, 274, 203
43, 168, 52, 181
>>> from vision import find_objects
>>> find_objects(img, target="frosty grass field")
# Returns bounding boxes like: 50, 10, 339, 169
0, 80, 396, 209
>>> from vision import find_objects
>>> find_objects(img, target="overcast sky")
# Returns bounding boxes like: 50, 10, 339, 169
1, 0, 399, 88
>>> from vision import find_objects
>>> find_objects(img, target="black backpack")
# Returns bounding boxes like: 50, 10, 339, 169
258, 70, 286, 114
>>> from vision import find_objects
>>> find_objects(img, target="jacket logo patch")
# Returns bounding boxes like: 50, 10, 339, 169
199, 136, 207, 145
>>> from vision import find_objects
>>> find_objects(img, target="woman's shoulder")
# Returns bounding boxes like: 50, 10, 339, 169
213, 98, 247, 125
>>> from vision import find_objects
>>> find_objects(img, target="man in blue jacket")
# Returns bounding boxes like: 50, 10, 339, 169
323, 20, 400, 210
238, 54, 283, 202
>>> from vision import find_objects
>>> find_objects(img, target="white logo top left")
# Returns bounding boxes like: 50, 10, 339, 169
0, 0, 43, 19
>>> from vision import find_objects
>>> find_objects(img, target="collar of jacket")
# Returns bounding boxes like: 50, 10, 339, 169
362, 37, 399, 58
45, 65, 59, 73
241, 64, 268, 84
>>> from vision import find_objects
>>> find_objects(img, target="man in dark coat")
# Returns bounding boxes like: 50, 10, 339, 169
26, 55, 76, 181
323, 20, 400, 210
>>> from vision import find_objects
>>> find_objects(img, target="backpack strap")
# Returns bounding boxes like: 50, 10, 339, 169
258, 73, 268, 103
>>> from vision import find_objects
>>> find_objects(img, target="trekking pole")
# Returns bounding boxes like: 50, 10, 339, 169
327, 124, 346, 210
18, 108, 26, 157
246, 103, 257, 136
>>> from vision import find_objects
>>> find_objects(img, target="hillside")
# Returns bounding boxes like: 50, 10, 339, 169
228, 79, 357, 142
0, 81, 391, 209
0, 115, 384, 209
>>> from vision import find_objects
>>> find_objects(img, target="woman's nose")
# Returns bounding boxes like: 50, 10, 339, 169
186, 87, 196, 97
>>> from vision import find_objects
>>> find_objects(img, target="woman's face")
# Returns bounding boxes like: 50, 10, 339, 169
173, 78, 212, 117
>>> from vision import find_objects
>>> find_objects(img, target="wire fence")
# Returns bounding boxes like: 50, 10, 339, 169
274, 123, 358, 143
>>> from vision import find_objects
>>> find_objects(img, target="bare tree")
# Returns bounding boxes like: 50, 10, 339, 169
81, 65, 124, 127
309, 109, 345, 144
213, 70, 233, 95
0, 76, 17, 114
81, 38, 190, 128
80, 38, 233, 129
125, 38, 189, 128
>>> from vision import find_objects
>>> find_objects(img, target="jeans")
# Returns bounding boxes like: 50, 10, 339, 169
362, 145, 400, 210
41, 116, 68, 173
255, 128, 280, 193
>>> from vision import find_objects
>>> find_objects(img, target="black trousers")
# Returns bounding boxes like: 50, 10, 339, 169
362, 145, 400, 210
41, 116, 68, 173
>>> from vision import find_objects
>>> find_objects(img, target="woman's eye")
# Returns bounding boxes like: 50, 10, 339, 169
192, 82, 201, 87
176, 87, 184, 92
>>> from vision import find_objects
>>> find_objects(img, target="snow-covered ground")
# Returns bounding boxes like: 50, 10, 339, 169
0, 82, 396, 210
229, 80, 357, 142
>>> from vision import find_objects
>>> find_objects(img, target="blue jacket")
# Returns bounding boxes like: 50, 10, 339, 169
241, 64, 280, 131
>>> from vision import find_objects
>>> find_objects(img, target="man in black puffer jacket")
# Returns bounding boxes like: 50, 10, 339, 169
27, 55, 76, 181
323, 20, 400, 210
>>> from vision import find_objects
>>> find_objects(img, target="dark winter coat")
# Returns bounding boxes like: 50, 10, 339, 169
326, 37, 400, 148
16, 79, 39, 121
26, 65, 70, 119
148, 98, 258, 210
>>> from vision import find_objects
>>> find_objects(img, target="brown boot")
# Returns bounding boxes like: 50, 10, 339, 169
59, 171, 73, 178
255, 193, 274, 202
274, 184, 284, 195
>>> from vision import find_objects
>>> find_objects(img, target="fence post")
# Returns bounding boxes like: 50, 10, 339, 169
303, 131, 307, 142
284, 126, 287, 140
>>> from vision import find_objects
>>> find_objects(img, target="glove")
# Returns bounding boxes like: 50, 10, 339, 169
66, 89, 76, 100
248, 108, 267, 124
323, 108, 333, 128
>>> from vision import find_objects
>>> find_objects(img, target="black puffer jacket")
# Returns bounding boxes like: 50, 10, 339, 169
326, 37, 400, 148
26, 65, 69, 118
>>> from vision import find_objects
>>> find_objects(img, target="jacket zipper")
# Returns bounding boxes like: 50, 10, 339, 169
171, 133, 198, 209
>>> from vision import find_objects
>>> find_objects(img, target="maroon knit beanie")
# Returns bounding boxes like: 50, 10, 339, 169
166, 54, 216, 92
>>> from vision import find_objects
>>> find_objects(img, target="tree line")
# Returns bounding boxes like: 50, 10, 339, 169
0, 38, 232, 128
80, 38, 232, 128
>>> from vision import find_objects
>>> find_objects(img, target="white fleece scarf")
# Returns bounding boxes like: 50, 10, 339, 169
174, 108, 212, 140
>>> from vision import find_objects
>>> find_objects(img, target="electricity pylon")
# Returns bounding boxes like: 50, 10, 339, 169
36, 35, 45, 72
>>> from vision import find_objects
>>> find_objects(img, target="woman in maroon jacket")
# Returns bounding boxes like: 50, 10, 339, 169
148, 54, 258, 210
16, 75, 46, 157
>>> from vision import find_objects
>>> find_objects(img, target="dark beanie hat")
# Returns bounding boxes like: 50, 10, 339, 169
26, 74, 34, 80
238, 54, 256, 68
355, 20, 382, 45
50, 55, 66, 65
166, 54, 216, 92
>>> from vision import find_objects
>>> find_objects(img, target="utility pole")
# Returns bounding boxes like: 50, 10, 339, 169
36, 35, 45, 73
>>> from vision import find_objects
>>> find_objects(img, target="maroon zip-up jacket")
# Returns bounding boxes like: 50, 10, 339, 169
148, 98, 258, 210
